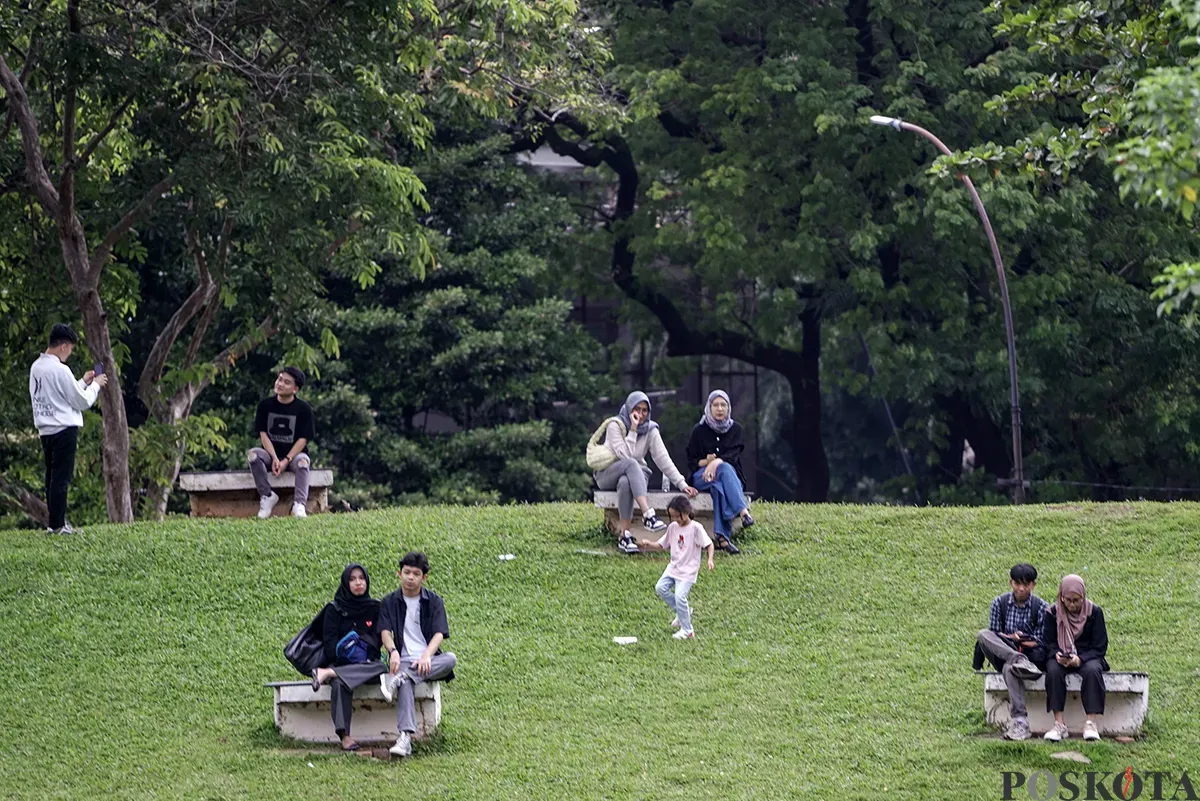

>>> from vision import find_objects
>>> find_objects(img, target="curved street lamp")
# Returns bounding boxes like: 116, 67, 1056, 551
869, 115, 1025, 503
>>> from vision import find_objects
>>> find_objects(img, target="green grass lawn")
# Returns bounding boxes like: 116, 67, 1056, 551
2, 502, 1198, 800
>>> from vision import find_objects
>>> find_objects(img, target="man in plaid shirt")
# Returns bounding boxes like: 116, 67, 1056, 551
975, 563, 1048, 741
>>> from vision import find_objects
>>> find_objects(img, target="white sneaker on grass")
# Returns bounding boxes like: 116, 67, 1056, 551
1004, 717, 1031, 741
291, 502, 307, 518
388, 732, 412, 757
618, 532, 640, 554
257, 491, 279, 519
1083, 720, 1100, 741
672, 629, 695, 640
1044, 722, 1069, 742
670, 617, 681, 629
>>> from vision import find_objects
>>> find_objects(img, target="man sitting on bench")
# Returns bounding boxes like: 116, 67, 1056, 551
975, 562, 1048, 741
249, 366, 315, 518
379, 551, 457, 758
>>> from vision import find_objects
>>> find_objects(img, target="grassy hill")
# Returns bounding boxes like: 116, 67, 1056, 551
1, 502, 1198, 800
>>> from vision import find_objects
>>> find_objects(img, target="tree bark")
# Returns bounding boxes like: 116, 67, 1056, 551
788, 309, 830, 502
73, 272, 136, 522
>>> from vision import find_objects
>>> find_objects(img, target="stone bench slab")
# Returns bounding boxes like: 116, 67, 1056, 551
178, 470, 334, 518
981, 671, 1148, 735
266, 679, 441, 745
594, 490, 751, 538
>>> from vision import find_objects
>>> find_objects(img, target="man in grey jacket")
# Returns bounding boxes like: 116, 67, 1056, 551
28, 324, 107, 534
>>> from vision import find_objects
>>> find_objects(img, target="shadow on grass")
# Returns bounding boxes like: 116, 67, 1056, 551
247, 719, 475, 760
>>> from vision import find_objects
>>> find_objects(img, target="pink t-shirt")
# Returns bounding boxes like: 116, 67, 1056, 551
656, 521, 713, 582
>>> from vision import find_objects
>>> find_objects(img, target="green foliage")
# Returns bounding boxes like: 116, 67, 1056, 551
192, 130, 603, 506
1, 502, 1199, 798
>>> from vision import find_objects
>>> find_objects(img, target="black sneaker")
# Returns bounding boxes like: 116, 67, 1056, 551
642, 513, 667, 532
618, 534, 640, 554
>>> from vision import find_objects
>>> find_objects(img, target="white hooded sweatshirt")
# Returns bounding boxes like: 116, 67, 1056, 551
29, 353, 101, 436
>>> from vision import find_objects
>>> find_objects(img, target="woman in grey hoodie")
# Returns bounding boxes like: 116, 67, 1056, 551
593, 391, 698, 554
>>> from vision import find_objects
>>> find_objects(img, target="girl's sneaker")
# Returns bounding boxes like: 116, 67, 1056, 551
672, 629, 695, 640
1044, 722, 1069, 742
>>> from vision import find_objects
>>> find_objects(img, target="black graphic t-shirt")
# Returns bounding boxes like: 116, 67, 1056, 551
254, 396, 315, 458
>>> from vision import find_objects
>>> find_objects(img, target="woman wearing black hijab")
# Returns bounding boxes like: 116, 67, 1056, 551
310, 563, 385, 750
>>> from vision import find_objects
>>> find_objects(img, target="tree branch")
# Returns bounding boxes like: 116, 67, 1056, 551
67, 95, 135, 176
538, 111, 804, 371
0, 471, 50, 527
60, 0, 83, 212
198, 315, 276, 395
137, 226, 220, 415
89, 174, 173, 276
0, 55, 61, 218
183, 217, 233, 368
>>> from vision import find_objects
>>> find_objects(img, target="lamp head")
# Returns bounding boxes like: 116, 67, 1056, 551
869, 115, 903, 130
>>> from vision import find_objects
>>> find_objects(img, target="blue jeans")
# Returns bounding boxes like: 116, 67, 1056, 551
655, 572, 695, 633
691, 463, 748, 538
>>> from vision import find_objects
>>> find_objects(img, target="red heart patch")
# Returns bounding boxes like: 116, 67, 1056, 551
366, 621, 373, 627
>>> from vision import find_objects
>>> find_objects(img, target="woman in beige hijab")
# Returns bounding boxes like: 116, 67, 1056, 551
1041, 574, 1109, 742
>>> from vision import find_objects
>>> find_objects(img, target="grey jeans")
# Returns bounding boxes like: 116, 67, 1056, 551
248, 447, 310, 504
394, 652, 458, 733
976, 629, 1030, 718
594, 457, 651, 520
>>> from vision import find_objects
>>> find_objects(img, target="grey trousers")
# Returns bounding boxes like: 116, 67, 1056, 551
248, 447, 310, 504
394, 652, 457, 734
594, 458, 651, 520
977, 629, 1030, 718
329, 662, 387, 737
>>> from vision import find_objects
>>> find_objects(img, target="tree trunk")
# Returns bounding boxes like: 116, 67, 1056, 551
787, 310, 830, 502
0, 472, 50, 527
71, 266, 135, 523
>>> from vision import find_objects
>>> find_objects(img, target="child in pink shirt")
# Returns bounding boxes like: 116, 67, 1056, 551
638, 495, 715, 639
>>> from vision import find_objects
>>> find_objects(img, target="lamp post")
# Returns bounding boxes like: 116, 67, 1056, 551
869, 115, 1025, 503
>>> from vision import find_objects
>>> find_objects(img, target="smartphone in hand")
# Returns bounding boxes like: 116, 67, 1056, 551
93, 362, 104, 376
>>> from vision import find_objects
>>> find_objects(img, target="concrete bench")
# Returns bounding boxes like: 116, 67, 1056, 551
178, 470, 333, 518
594, 490, 751, 538
981, 671, 1148, 735
266, 679, 442, 745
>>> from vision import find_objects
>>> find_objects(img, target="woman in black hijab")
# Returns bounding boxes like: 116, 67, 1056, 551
310, 563, 385, 750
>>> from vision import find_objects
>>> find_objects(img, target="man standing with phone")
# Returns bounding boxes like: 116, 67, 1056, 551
28, 324, 107, 534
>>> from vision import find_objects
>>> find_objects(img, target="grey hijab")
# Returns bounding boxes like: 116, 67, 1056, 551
700, 389, 734, 434
617, 390, 657, 436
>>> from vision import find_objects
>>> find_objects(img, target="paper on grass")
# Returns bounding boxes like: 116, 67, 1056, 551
612, 636, 638, 645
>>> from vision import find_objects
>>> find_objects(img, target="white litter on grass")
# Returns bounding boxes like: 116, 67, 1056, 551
307, 762, 315, 768
612, 636, 638, 645
575, 549, 609, 556
498, 554, 516, 561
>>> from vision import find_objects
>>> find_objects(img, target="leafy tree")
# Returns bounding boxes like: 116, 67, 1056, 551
193, 131, 602, 507
522, 0, 1200, 501
1, 0, 601, 521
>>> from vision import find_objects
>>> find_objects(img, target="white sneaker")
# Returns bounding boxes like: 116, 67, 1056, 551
618, 533, 640, 554
1044, 722, 1069, 742
291, 502, 307, 518
1082, 720, 1100, 741
670, 617, 681, 629
672, 629, 695, 640
379, 672, 399, 703
257, 491, 279, 519
388, 732, 412, 757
